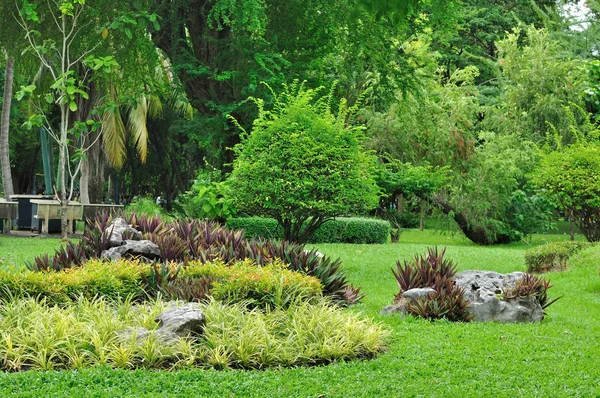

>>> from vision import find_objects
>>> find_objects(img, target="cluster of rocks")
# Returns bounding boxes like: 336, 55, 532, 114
101, 218, 161, 261
120, 303, 206, 344
382, 270, 544, 323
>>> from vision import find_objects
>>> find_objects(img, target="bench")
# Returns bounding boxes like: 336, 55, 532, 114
30, 200, 83, 234
0, 199, 17, 233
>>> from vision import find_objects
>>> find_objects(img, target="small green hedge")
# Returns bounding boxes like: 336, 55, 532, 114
524, 241, 593, 273
0, 259, 323, 308
227, 217, 390, 244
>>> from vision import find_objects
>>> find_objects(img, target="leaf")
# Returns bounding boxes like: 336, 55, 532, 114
124, 28, 132, 40
69, 101, 78, 112
101, 28, 109, 39
45, 94, 54, 104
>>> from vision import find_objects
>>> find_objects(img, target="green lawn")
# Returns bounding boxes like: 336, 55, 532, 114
0, 229, 599, 397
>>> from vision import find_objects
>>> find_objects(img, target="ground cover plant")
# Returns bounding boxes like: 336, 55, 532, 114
0, 297, 386, 371
0, 229, 598, 396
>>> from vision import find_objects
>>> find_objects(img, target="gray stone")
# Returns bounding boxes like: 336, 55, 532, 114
380, 302, 407, 315
154, 305, 206, 338
454, 270, 543, 323
101, 239, 161, 260
402, 287, 436, 301
107, 218, 142, 247
118, 303, 205, 344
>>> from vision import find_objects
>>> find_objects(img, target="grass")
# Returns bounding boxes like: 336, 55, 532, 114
0, 229, 599, 397
0, 236, 68, 271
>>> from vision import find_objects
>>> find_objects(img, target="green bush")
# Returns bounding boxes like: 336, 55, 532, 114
0, 297, 388, 371
1, 258, 322, 308
524, 241, 593, 273
227, 217, 390, 244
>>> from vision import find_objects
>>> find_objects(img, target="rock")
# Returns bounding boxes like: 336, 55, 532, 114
101, 239, 161, 260
155, 304, 206, 338
107, 218, 142, 247
402, 287, 436, 301
454, 270, 544, 323
118, 303, 206, 345
380, 302, 407, 315
380, 288, 435, 315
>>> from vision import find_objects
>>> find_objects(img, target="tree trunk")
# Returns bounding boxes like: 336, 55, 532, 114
59, 104, 69, 240
432, 195, 514, 245
80, 157, 90, 204
0, 55, 15, 197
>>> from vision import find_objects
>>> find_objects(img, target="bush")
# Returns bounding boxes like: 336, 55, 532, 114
227, 81, 379, 243
0, 297, 388, 371
26, 213, 361, 305
3, 258, 323, 309
227, 217, 390, 244
524, 241, 593, 273
391, 247, 470, 322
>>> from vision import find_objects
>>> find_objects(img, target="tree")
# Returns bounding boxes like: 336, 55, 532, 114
533, 143, 600, 242
0, 55, 15, 197
227, 82, 379, 243
14, 0, 156, 237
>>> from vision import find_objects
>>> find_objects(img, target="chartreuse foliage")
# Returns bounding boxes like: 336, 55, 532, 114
533, 144, 600, 242
0, 297, 387, 371
227, 217, 390, 244
0, 259, 322, 309
228, 82, 379, 243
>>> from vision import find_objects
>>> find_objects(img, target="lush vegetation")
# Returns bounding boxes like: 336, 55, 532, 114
0, 230, 599, 396
227, 216, 391, 244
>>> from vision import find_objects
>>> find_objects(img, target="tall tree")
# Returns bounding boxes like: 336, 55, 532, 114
0, 55, 15, 197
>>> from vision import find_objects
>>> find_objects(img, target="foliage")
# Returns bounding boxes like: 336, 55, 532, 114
533, 144, 600, 242
0, 297, 387, 371
228, 81, 379, 243
183, 260, 323, 309
227, 217, 391, 244
502, 273, 561, 313
391, 247, 471, 322
392, 247, 458, 295
126, 197, 166, 217
491, 25, 591, 147
405, 278, 473, 322
524, 241, 593, 273
1, 260, 145, 304
181, 180, 236, 222
8, 257, 323, 309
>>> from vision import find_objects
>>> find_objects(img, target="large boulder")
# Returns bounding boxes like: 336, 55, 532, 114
107, 218, 142, 247
101, 239, 161, 260
119, 303, 206, 344
454, 270, 544, 323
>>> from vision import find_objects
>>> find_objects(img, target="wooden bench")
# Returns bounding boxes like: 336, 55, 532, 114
0, 199, 17, 233
30, 200, 83, 234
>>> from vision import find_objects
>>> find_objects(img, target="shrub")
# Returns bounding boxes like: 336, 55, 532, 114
183, 259, 323, 308
26, 213, 361, 305
227, 81, 379, 243
0, 297, 388, 371
227, 217, 390, 244
502, 273, 561, 313
405, 277, 472, 322
391, 247, 470, 322
4, 258, 323, 309
524, 241, 593, 273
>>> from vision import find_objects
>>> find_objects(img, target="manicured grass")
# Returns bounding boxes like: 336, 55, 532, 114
0, 236, 67, 271
0, 230, 599, 397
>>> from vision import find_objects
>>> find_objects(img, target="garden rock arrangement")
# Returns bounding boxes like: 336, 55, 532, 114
101, 218, 161, 261
380, 288, 435, 315
120, 303, 206, 344
453, 270, 544, 323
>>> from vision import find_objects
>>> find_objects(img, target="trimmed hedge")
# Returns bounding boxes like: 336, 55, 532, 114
227, 217, 391, 244
524, 241, 593, 273
0, 259, 323, 308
